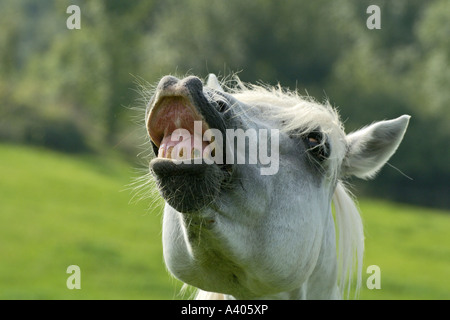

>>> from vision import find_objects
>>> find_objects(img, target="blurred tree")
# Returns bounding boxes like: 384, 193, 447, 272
3, 0, 157, 150
414, 0, 450, 120
142, 0, 354, 93
326, 0, 449, 207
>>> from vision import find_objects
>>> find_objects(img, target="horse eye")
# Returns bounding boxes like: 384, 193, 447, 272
305, 131, 330, 161
308, 135, 320, 147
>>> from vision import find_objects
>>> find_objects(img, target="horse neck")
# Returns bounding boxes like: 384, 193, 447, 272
279, 207, 339, 300
198, 206, 340, 300
298, 207, 340, 299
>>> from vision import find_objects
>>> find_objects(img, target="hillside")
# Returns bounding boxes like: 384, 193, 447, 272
0, 144, 449, 299
0, 143, 179, 299
358, 199, 450, 299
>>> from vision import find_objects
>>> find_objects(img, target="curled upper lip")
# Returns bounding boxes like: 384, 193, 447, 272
146, 76, 230, 164
147, 95, 205, 147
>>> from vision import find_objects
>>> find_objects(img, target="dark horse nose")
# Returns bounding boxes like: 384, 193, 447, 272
180, 76, 204, 93
155, 75, 204, 99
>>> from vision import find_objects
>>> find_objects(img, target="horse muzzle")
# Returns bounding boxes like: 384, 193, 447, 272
146, 76, 229, 213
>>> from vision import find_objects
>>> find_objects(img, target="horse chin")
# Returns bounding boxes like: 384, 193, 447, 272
150, 158, 224, 213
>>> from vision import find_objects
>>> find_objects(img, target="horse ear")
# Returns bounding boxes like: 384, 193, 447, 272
342, 115, 410, 180
206, 73, 224, 92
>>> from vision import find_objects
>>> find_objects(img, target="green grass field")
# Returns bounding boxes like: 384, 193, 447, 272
1, 143, 449, 299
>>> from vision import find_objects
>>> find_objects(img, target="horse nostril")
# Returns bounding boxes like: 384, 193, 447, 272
158, 75, 179, 91
181, 76, 203, 92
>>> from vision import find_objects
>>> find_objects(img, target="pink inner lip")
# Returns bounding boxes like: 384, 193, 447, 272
148, 97, 210, 157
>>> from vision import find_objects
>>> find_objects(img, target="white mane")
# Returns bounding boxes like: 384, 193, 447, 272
332, 182, 364, 298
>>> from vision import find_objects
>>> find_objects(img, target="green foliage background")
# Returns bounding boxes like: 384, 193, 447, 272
0, 0, 449, 299
1, 0, 448, 207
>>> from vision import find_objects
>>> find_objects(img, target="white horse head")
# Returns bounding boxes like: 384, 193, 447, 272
144, 74, 410, 299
